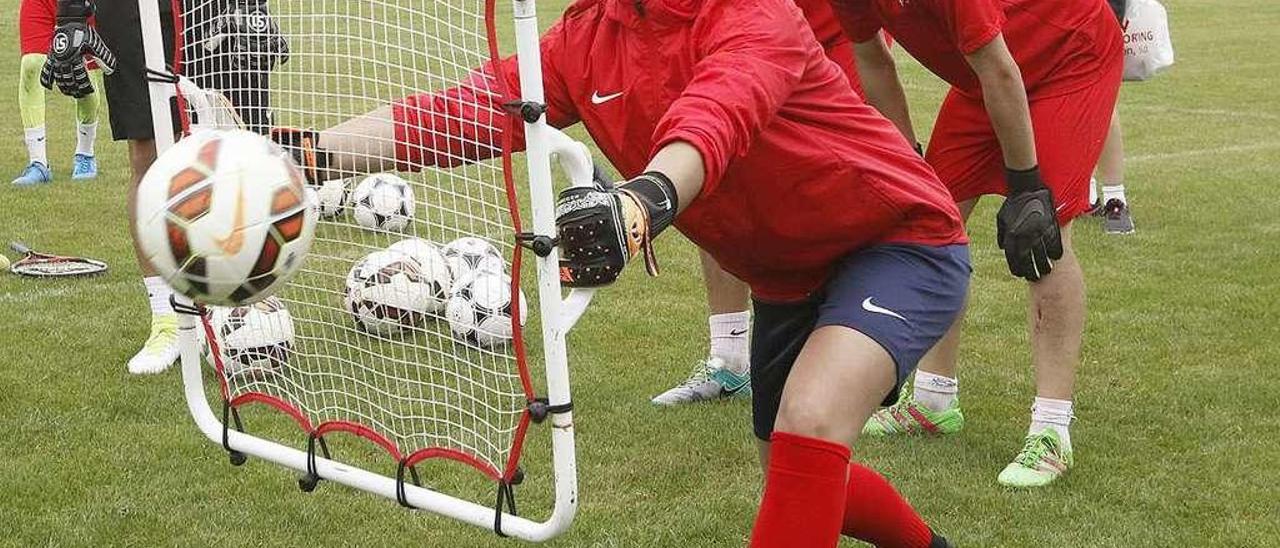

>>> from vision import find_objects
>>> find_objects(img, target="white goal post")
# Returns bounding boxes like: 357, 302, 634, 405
141, 0, 594, 541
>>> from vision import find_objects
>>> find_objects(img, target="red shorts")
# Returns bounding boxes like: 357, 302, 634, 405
924, 64, 1122, 225
20, 0, 57, 55
19, 0, 97, 68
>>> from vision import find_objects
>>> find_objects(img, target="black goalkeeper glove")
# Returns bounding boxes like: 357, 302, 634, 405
205, 0, 290, 72
41, 0, 116, 99
996, 166, 1064, 282
555, 172, 678, 288
270, 127, 330, 185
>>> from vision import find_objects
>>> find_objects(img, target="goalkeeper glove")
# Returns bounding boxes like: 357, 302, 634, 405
41, 0, 116, 99
555, 172, 678, 288
996, 166, 1063, 282
204, 0, 290, 72
270, 127, 330, 185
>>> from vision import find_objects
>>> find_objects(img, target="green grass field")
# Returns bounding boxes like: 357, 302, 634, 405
3, 0, 1279, 546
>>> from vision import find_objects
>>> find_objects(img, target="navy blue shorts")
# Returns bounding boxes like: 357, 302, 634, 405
750, 244, 971, 441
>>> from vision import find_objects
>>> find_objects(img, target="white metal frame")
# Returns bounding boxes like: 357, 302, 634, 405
142, 0, 594, 541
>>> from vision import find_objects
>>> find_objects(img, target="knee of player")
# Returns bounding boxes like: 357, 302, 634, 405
774, 399, 845, 441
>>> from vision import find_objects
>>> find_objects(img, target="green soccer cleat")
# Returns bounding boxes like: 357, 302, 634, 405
862, 396, 964, 437
127, 314, 181, 375
997, 429, 1073, 488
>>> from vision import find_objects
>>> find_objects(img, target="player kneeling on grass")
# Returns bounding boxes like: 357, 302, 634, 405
833, 0, 1123, 487
280, 0, 975, 543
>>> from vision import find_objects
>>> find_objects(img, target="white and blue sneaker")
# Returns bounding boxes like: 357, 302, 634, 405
651, 357, 751, 405
71, 154, 98, 181
12, 161, 52, 187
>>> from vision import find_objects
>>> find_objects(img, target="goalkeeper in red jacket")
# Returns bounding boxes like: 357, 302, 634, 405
280, 0, 969, 544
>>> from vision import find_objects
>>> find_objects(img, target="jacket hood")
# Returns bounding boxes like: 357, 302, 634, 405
603, 0, 699, 27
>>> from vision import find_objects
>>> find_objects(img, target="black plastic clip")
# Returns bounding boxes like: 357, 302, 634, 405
394, 458, 425, 509
170, 295, 203, 316
299, 431, 331, 493
515, 232, 559, 258
528, 397, 573, 425
492, 479, 520, 537
221, 400, 248, 466
502, 100, 548, 124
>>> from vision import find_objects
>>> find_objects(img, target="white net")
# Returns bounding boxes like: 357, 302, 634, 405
173, 0, 531, 478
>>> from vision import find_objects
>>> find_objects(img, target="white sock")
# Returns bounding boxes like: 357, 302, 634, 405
24, 126, 47, 166
708, 311, 750, 374
912, 371, 959, 412
144, 276, 175, 316
76, 122, 98, 157
1088, 177, 1099, 205
1029, 397, 1074, 451
1102, 184, 1126, 204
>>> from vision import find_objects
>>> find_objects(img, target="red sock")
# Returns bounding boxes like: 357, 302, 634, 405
749, 432, 850, 548
841, 462, 935, 548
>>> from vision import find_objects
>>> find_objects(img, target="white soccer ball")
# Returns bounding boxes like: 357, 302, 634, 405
206, 296, 295, 377
134, 128, 317, 306
387, 238, 453, 311
352, 173, 415, 232
316, 178, 349, 219
446, 269, 527, 348
441, 236, 505, 281
345, 250, 436, 335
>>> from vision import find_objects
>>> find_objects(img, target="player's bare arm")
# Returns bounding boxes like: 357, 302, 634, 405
852, 36, 918, 145
963, 35, 1035, 171
964, 34, 1063, 282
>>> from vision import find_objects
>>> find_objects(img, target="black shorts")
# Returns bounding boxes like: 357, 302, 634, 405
1109, 0, 1127, 20
96, 1, 276, 141
97, 1, 175, 141
750, 244, 971, 441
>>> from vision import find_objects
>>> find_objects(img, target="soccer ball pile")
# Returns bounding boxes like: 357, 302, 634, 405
345, 236, 527, 348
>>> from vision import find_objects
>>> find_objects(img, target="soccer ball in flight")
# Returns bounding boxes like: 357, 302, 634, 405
134, 129, 317, 306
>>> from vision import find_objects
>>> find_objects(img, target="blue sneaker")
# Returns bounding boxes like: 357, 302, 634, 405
12, 162, 52, 187
71, 154, 98, 181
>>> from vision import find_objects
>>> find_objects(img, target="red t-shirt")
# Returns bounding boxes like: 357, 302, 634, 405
394, 0, 965, 301
832, 0, 1122, 98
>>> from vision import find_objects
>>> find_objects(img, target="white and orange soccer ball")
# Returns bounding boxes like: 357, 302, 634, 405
134, 129, 317, 306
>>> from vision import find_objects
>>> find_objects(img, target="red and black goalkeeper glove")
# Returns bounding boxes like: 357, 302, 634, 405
555, 172, 678, 288
270, 127, 330, 184
996, 166, 1063, 282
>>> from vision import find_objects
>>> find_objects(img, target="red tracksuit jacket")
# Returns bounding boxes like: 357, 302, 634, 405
394, 0, 965, 302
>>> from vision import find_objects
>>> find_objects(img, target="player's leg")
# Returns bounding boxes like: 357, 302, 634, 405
997, 68, 1120, 487
651, 251, 752, 405
14, 54, 53, 186
1095, 106, 1135, 234
864, 90, 998, 438
97, 0, 184, 374
750, 244, 969, 547
70, 69, 105, 181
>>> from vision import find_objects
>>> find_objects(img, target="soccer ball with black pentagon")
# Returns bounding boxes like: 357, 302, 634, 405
206, 296, 295, 377
446, 269, 527, 347
352, 173, 415, 231
134, 129, 317, 305
441, 236, 505, 280
345, 250, 436, 335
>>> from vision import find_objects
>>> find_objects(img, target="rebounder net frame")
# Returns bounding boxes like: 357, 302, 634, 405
142, 0, 593, 541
